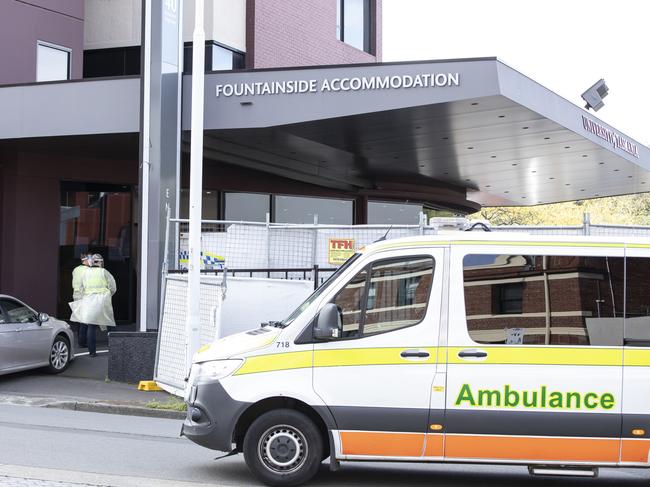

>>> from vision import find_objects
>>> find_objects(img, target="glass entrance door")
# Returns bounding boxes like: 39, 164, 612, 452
59, 183, 134, 324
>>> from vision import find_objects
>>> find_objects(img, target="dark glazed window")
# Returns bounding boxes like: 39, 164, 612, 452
224, 193, 270, 222
331, 256, 434, 339
463, 253, 624, 346
367, 201, 423, 224
337, 0, 373, 54
274, 196, 353, 224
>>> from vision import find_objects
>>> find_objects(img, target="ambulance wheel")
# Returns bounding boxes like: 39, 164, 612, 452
46, 335, 71, 373
243, 408, 323, 487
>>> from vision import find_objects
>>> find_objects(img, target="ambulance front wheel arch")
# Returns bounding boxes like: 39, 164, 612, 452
243, 408, 324, 486
234, 397, 330, 461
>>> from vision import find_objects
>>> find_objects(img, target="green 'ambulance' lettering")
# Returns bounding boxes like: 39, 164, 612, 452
455, 384, 615, 411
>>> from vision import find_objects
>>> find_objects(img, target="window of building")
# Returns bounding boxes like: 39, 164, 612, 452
183, 41, 245, 73
332, 256, 434, 339
336, 0, 372, 54
224, 192, 270, 222
496, 283, 523, 314
463, 254, 624, 346
274, 195, 353, 224
83, 46, 140, 78
37, 41, 71, 82
368, 201, 423, 224
179, 190, 219, 219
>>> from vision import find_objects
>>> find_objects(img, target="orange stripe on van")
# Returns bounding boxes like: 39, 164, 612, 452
423, 434, 444, 457
445, 435, 619, 463
621, 439, 650, 463
340, 431, 424, 457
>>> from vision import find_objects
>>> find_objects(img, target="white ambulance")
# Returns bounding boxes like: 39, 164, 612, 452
181, 233, 650, 486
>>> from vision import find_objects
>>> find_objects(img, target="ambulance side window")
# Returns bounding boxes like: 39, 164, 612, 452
331, 256, 434, 339
463, 253, 623, 346
363, 257, 434, 336
332, 269, 367, 338
624, 257, 650, 346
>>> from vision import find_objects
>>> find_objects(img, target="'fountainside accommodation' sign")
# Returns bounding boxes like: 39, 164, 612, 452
215, 73, 461, 97
582, 116, 639, 158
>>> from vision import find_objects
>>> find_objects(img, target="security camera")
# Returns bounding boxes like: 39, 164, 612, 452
581, 79, 608, 112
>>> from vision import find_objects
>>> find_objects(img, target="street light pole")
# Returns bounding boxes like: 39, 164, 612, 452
186, 0, 205, 369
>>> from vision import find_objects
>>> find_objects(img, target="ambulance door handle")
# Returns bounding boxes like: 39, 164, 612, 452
400, 349, 430, 359
458, 349, 487, 359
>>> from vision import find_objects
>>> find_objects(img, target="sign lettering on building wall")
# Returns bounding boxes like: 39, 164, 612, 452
582, 116, 639, 158
215, 73, 461, 98
328, 238, 356, 265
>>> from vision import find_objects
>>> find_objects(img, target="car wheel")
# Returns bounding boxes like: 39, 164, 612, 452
243, 409, 323, 487
47, 335, 71, 374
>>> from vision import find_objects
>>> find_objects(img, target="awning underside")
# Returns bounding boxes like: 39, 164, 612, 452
198, 94, 647, 209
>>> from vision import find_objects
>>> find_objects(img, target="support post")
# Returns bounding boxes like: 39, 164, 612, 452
186, 0, 205, 370
138, 0, 183, 332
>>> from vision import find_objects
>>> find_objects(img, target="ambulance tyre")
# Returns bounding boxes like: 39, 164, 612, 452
243, 409, 323, 487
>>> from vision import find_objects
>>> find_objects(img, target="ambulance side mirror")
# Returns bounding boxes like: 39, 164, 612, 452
314, 303, 342, 341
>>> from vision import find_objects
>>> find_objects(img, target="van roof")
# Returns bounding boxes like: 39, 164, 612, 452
363, 231, 650, 254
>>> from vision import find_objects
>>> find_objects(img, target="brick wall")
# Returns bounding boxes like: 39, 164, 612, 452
247, 0, 381, 69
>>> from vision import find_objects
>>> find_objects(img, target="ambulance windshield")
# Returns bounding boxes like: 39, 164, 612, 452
281, 253, 361, 326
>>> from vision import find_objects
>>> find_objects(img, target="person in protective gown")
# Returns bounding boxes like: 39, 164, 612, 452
71, 253, 91, 347
69, 254, 117, 356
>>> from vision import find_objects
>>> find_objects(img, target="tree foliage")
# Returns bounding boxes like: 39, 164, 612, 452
472, 193, 650, 226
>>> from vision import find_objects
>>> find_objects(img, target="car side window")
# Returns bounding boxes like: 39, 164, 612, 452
0, 299, 37, 324
463, 253, 624, 346
331, 256, 435, 339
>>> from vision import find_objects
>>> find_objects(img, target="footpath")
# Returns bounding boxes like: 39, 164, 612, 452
0, 351, 185, 420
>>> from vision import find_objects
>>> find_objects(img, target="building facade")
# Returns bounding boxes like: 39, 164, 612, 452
0, 0, 384, 324
1, 0, 648, 334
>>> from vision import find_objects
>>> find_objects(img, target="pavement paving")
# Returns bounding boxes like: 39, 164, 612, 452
0, 351, 183, 419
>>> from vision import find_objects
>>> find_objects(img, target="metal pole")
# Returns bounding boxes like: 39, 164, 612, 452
138, 0, 152, 333
186, 0, 205, 369
583, 212, 591, 236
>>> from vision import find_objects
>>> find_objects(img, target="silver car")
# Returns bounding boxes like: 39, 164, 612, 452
0, 294, 75, 375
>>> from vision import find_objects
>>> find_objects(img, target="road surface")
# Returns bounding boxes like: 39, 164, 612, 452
0, 404, 649, 486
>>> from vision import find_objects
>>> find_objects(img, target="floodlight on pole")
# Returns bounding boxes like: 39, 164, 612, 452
186, 0, 205, 371
581, 79, 609, 112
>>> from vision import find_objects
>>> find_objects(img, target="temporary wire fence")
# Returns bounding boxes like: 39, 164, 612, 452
156, 213, 650, 395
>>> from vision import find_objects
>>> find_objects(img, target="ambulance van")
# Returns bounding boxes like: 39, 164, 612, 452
182, 233, 650, 486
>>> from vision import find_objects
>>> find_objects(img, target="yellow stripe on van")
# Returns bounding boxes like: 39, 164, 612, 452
314, 347, 437, 367
234, 351, 312, 375
447, 347, 622, 366
234, 346, 626, 376
624, 349, 650, 367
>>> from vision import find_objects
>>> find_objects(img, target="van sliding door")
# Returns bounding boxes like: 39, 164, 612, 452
444, 244, 624, 465
621, 250, 650, 465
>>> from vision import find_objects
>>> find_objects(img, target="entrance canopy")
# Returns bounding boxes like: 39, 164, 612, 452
188, 57, 649, 210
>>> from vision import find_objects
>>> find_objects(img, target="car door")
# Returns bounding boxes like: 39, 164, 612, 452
312, 249, 444, 460
0, 304, 18, 371
0, 298, 51, 368
444, 244, 623, 466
